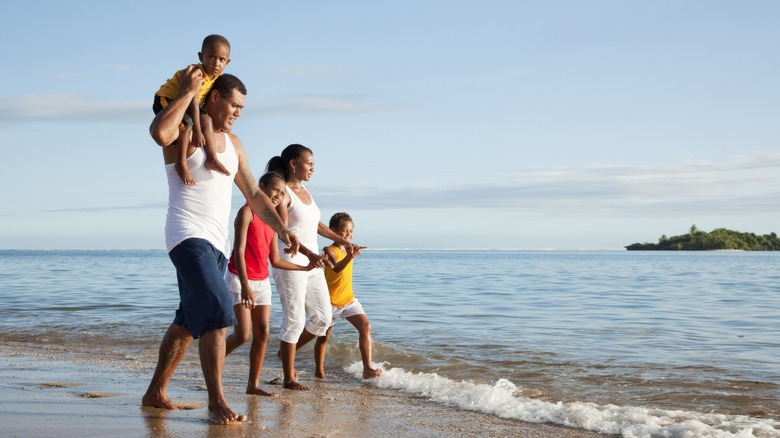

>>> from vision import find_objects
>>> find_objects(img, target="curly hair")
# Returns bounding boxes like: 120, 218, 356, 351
329, 212, 353, 230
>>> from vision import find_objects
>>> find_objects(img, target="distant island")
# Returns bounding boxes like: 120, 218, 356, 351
625, 225, 780, 251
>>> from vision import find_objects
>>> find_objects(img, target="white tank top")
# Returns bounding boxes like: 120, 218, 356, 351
278, 185, 321, 265
164, 133, 239, 256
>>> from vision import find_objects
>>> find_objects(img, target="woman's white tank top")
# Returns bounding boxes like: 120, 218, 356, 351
278, 185, 321, 265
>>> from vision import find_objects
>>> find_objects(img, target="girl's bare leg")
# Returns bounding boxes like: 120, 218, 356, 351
246, 305, 277, 396
346, 314, 382, 379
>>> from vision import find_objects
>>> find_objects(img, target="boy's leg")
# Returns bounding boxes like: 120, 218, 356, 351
174, 128, 195, 185
296, 329, 317, 350
201, 113, 230, 176
246, 305, 276, 396
345, 314, 382, 379
313, 327, 332, 379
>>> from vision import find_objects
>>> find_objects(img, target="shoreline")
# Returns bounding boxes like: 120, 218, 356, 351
0, 346, 613, 438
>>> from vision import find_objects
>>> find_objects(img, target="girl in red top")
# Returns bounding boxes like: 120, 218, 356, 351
223, 172, 321, 396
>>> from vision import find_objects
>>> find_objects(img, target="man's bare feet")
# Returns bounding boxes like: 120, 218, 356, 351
283, 380, 310, 391
175, 162, 196, 185
205, 157, 231, 176
207, 404, 247, 425
363, 367, 382, 379
315, 370, 326, 379
247, 386, 278, 397
142, 392, 179, 410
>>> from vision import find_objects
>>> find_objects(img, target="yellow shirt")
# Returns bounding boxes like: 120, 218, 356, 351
324, 245, 355, 307
155, 64, 219, 105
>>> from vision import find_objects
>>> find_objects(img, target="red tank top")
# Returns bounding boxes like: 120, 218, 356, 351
227, 210, 274, 280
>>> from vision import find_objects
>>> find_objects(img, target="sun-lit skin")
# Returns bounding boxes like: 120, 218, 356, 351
333, 220, 354, 243
262, 178, 286, 206
198, 43, 231, 80
291, 152, 315, 182
208, 89, 244, 133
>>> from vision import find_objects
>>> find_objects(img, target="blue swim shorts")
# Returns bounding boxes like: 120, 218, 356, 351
168, 238, 237, 339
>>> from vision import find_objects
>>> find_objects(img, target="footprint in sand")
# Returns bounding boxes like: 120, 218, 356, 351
80, 392, 120, 398
39, 382, 83, 388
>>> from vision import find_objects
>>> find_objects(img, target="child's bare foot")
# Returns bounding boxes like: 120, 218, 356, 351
363, 367, 382, 379
247, 386, 278, 397
175, 161, 195, 185
315, 370, 326, 379
205, 157, 231, 176
283, 380, 310, 391
207, 403, 247, 425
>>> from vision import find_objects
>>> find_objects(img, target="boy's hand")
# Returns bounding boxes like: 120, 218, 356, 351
346, 243, 364, 258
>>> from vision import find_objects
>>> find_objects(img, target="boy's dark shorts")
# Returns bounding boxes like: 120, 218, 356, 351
153, 95, 194, 131
168, 238, 236, 339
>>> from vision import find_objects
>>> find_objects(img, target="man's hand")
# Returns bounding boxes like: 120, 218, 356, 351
279, 230, 300, 257
180, 64, 204, 96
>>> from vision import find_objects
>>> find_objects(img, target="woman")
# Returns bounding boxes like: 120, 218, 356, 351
267, 144, 354, 390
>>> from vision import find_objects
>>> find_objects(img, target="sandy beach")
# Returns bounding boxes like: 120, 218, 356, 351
0, 344, 614, 438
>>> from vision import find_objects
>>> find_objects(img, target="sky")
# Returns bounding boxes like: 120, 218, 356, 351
1, 1, 778, 250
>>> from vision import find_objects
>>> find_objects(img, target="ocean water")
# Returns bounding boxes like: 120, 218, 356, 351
0, 249, 778, 437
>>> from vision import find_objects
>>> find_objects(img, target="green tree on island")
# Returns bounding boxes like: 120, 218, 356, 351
625, 226, 780, 251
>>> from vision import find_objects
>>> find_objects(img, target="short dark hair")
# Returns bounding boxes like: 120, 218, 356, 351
210, 74, 246, 99
329, 212, 353, 230
202, 34, 230, 52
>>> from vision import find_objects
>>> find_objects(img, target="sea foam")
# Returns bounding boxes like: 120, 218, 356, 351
346, 362, 780, 438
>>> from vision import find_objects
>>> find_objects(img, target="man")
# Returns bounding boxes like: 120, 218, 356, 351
142, 65, 299, 425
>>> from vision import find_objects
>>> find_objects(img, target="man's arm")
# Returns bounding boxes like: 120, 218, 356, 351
231, 135, 300, 253
149, 65, 204, 147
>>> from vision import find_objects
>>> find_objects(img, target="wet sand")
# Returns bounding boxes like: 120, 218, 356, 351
0, 346, 614, 438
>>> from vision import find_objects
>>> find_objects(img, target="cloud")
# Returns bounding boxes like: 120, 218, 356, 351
314, 153, 780, 217
244, 94, 412, 117
0, 93, 406, 126
35, 149, 780, 220
43, 201, 164, 214
0, 94, 149, 124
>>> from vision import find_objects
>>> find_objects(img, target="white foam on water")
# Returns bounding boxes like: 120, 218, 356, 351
346, 362, 779, 438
